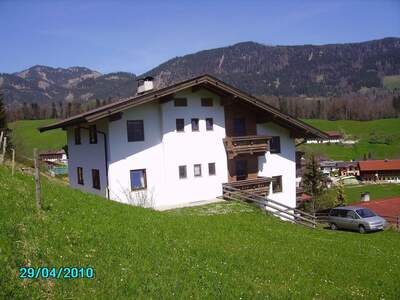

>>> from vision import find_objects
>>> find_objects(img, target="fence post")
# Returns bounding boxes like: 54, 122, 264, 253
0, 131, 3, 148
33, 148, 42, 211
11, 149, 15, 176
1, 137, 7, 165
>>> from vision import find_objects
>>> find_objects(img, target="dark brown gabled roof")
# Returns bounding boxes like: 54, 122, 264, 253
38, 74, 328, 139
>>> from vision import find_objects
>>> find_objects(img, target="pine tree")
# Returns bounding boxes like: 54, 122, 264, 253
336, 180, 346, 206
303, 155, 325, 213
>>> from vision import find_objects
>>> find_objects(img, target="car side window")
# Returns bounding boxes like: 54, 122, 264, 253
347, 211, 357, 219
338, 210, 348, 218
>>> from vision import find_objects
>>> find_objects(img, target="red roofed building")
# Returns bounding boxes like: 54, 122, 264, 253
358, 159, 400, 182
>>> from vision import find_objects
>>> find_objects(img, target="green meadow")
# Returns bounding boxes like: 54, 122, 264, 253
1, 166, 400, 299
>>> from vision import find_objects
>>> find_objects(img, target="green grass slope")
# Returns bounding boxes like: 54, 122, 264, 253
383, 75, 400, 91
1, 166, 400, 299
9, 119, 66, 159
300, 118, 400, 160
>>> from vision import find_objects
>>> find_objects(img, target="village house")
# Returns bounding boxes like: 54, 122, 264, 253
306, 131, 343, 144
39, 75, 327, 210
358, 159, 400, 183
337, 161, 360, 177
39, 149, 68, 164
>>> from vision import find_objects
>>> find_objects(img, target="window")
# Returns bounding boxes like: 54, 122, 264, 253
233, 118, 246, 136
270, 136, 281, 154
194, 164, 202, 177
179, 165, 187, 179
272, 175, 282, 193
174, 98, 187, 107
191, 118, 199, 131
201, 98, 213, 106
127, 120, 144, 142
74, 127, 81, 145
206, 118, 213, 131
130, 169, 147, 190
89, 125, 97, 144
92, 169, 100, 190
208, 163, 216, 176
77, 167, 84, 185
176, 119, 185, 132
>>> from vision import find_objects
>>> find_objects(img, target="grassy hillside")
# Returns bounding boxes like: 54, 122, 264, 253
300, 118, 400, 160
9, 119, 66, 159
345, 184, 400, 202
1, 166, 400, 299
383, 75, 400, 91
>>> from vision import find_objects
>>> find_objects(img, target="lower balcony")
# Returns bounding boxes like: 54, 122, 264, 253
223, 135, 270, 159
222, 176, 272, 196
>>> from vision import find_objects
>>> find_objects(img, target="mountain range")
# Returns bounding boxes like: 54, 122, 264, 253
1, 37, 399, 105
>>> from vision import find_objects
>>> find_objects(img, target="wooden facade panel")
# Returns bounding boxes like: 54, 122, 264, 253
224, 101, 258, 137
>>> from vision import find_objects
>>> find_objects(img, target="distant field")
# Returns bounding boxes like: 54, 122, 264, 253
383, 75, 400, 91
9, 119, 66, 159
300, 118, 400, 160
344, 184, 400, 203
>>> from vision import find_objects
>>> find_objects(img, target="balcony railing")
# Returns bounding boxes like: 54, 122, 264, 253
222, 176, 272, 196
223, 135, 271, 159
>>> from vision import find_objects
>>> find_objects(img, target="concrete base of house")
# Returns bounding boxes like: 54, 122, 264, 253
156, 197, 226, 211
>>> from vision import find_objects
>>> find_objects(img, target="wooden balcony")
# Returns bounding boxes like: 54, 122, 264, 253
223, 177, 272, 196
223, 135, 271, 159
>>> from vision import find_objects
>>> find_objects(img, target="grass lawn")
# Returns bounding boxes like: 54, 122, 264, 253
1, 166, 400, 299
9, 119, 66, 159
344, 184, 400, 203
300, 118, 400, 160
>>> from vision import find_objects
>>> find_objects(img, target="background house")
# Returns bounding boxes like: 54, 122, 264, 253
358, 159, 400, 182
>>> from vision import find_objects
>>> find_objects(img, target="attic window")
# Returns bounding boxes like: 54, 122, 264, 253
89, 125, 97, 144
201, 98, 213, 106
127, 120, 144, 142
74, 127, 81, 145
174, 98, 187, 107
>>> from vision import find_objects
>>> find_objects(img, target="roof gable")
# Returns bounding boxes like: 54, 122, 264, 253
39, 74, 328, 139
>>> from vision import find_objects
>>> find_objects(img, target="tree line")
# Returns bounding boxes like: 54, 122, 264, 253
3, 88, 400, 122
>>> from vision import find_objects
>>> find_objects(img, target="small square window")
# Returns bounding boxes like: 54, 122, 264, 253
77, 167, 84, 185
89, 125, 97, 144
194, 164, 202, 177
174, 98, 187, 107
272, 175, 282, 193
127, 120, 144, 142
270, 136, 281, 154
176, 119, 185, 132
208, 163, 216, 176
92, 169, 100, 190
191, 118, 199, 131
130, 169, 147, 190
206, 118, 213, 131
201, 98, 213, 106
74, 127, 81, 145
179, 165, 187, 179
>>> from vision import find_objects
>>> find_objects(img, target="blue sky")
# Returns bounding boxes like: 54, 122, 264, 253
0, 0, 399, 74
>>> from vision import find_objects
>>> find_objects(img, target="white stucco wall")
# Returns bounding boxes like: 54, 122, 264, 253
107, 102, 165, 206
257, 122, 296, 209
67, 120, 108, 197
158, 88, 228, 208
106, 88, 228, 209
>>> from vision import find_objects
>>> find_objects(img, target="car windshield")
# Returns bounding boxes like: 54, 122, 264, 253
356, 208, 376, 218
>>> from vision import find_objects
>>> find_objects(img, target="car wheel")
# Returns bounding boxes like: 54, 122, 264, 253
359, 225, 366, 234
330, 223, 337, 230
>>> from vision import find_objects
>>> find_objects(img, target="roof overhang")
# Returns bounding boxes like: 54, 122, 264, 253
39, 74, 328, 139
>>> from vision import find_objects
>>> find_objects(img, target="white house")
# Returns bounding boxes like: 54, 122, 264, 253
306, 131, 343, 144
40, 75, 327, 210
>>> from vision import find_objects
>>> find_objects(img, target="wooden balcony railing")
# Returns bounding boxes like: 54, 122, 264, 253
223, 135, 270, 159
222, 177, 272, 196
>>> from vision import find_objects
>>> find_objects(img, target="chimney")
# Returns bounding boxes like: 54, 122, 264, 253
137, 76, 154, 94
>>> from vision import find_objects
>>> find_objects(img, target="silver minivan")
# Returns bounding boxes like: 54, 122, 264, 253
328, 206, 387, 233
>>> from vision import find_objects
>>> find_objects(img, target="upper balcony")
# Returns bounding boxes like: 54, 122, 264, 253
223, 135, 271, 159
